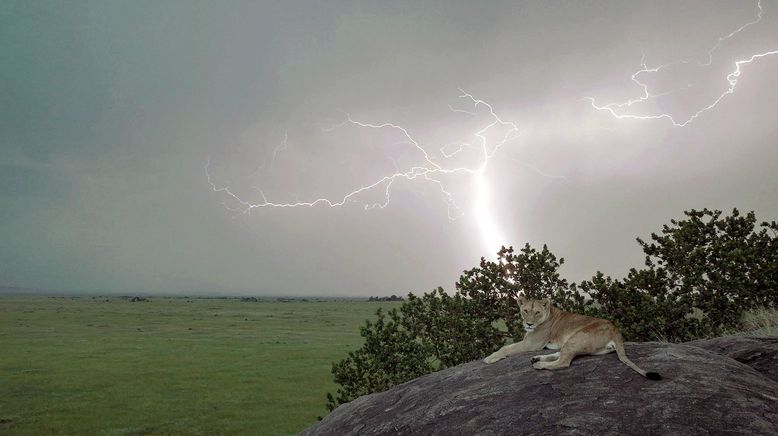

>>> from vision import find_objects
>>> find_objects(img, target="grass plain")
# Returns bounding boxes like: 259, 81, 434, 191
0, 295, 401, 435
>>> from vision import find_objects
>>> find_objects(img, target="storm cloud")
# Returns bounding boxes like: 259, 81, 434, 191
2, 0, 777, 296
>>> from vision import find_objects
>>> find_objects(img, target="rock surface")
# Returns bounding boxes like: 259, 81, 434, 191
687, 336, 778, 383
303, 338, 778, 435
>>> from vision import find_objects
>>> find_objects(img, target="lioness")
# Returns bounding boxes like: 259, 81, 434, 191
483, 297, 661, 380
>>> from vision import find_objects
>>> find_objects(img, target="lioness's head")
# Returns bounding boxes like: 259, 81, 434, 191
517, 297, 552, 332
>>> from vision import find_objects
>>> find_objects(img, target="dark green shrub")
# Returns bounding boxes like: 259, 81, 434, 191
399, 287, 503, 368
636, 208, 778, 336
325, 308, 433, 412
573, 269, 706, 342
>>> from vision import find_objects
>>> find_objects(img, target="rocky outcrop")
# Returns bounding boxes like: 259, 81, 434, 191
687, 336, 778, 383
303, 338, 778, 435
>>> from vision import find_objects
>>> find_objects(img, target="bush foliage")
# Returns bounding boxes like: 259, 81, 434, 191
325, 209, 778, 411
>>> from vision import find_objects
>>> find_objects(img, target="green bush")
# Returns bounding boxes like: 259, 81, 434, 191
636, 209, 778, 335
573, 269, 706, 342
325, 308, 433, 411
325, 209, 778, 411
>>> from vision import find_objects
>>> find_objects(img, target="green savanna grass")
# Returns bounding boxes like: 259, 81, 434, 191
0, 295, 401, 435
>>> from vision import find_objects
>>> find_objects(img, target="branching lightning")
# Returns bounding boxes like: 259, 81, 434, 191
206, 90, 520, 232
270, 130, 288, 166
207, 1, 777, 257
586, 0, 777, 127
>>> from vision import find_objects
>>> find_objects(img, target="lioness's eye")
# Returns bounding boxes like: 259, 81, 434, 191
535, 311, 540, 315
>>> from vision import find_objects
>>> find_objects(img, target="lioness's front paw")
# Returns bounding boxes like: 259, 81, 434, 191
530, 356, 540, 364
532, 361, 544, 370
484, 354, 504, 364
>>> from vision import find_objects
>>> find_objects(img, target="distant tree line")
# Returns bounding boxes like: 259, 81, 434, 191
368, 295, 404, 302
325, 208, 778, 412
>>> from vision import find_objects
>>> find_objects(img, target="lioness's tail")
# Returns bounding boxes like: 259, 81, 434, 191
614, 338, 661, 380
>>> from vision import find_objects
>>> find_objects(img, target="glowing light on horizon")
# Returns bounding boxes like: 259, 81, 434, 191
474, 171, 505, 257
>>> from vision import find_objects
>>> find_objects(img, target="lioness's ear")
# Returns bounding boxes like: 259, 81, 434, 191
542, 298, 551, 307
518, 295, 527, 305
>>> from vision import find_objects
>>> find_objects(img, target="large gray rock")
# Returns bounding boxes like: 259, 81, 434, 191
303, 340, 778, 435
687, 336, 778, 383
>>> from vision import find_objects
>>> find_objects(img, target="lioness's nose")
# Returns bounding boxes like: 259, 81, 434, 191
526, 322, 534, 327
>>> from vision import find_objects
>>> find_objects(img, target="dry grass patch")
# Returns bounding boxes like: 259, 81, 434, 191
739, 307, 778, 336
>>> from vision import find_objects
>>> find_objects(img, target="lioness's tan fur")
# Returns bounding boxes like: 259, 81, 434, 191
483, 297, 661, 380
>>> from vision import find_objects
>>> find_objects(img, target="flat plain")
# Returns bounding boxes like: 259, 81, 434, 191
0, 295, 401, 435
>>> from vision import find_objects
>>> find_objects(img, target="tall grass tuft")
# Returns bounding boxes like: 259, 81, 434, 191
739, 308, 778, 336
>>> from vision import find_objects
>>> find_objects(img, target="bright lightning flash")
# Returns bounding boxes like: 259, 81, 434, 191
208, 0, 778, 257
586, 0, 778, 127
206, 90, 519, 254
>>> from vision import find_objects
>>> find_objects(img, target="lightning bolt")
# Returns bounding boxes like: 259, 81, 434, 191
207, 1, 775, 257
206, 90, 519, 252
270, 130, 288, 166
586, 0, 777, 127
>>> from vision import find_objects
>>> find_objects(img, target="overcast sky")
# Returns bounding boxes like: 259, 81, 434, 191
2, 0, 777, 296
